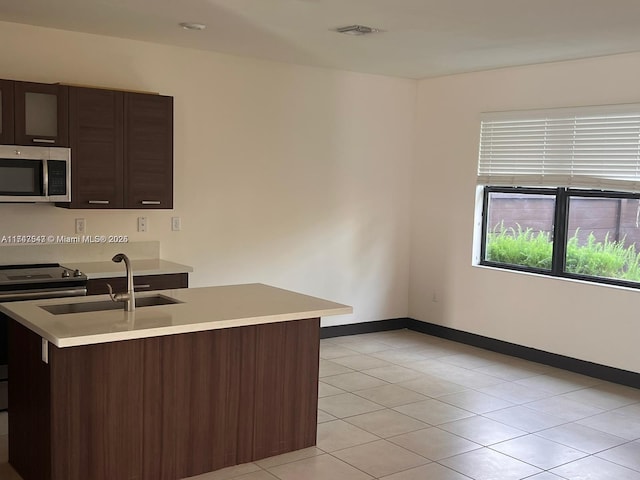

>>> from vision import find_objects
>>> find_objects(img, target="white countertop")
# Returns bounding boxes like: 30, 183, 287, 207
65, 259, 193, 279
0, 284, 352, 348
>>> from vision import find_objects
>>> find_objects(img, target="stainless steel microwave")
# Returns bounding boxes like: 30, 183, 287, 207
0, 145, 71, 202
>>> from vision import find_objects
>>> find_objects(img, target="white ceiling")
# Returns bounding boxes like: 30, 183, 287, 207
3, 0, 640, 79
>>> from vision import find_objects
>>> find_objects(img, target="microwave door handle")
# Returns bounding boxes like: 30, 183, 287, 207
42, 158, 49, 197
33, 138, 56, 144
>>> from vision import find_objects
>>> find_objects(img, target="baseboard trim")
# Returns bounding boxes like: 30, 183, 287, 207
320, 318, 409, 339
321, 318, 640, 389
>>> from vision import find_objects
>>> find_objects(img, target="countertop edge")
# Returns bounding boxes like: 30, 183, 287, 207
53, 306, 352, 348
1, 284, 353, 348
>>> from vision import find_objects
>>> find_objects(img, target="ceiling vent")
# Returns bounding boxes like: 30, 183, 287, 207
334, 25, 381, 36
179, 22, 206, 31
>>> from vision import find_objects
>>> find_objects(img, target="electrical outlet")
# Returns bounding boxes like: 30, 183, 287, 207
171, 216, 181, 231
137, 216, 148, 232
75, 218, 86, 234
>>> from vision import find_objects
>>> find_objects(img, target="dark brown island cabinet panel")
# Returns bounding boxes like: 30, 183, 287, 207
67, 87, 124, 208
13, 81, 69, 147
0, 80, 15, 144
9, 317, 320, 480
250, 320, 320, 459
169, 327, 245, 478
85, 273, 188, 295
7, 320, 52, 480
124, 93, 174, 209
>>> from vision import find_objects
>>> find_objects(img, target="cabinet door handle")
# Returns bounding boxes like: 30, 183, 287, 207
134, 284, 151, 289
88, 200, 110, 205
141, 200, 161, 205
32, 138, 56, 144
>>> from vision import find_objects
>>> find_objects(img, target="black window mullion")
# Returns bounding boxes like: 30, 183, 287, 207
551, 188, 568, 276
480, 187, 490, 263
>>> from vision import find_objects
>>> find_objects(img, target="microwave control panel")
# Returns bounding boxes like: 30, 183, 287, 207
47, 160, 67, 196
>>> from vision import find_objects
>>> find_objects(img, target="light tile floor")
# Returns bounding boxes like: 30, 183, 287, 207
1, 329, 640, 479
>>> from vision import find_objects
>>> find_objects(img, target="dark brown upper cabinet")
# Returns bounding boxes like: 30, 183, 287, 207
0, 80, 15, 145
14, 81, 69, 147
63, 87, 173, 209
124, 93, 173, 209
68, 87, 124, 208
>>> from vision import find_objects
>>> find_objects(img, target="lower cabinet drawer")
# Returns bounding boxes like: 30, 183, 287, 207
86, 273, 188, 295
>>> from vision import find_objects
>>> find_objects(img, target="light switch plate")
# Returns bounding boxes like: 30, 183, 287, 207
171, 217, 181, 231
137, 217, 148, 232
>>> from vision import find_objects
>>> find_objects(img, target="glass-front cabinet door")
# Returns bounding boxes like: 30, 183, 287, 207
14, 81, 68, 147
0, 80, 14, 145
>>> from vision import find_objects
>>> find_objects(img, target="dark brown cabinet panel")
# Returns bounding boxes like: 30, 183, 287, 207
252, 319, 320, 459
14, 81, 69, 147
124, 93, 173, 209
68, 87, 124, 208
7, 320, 51, 480
0, 80, 15, 144
171, 328, 244, 478
86, 273, 188, 295
9, 317, 320, 480
61, 89, 174, 209
50, 338, 145, 480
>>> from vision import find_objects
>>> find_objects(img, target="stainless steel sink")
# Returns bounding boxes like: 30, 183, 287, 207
41, 295, 183, 315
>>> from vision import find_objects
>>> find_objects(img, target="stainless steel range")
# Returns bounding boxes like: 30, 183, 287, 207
0, 263, 88, 411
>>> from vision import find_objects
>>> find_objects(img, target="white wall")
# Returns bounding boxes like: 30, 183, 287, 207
8, 20, 638, 372
0, 21, 416, 326
411, 53, 640, 373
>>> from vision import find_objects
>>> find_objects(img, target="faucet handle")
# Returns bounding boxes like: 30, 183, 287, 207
106, 283, 117, 302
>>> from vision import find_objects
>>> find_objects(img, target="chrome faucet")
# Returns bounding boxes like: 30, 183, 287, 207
107, 253, 135, 312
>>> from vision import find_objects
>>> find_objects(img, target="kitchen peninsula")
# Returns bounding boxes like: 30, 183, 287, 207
0, 283, 352, 480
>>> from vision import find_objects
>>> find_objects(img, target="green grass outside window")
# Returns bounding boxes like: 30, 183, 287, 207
486, 223, 640, 282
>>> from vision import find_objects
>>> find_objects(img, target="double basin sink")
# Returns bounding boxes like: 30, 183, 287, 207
41, 295, 182, 315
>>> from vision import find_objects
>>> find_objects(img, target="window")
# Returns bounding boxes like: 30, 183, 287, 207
477, 104, 640, 288
483, 188, 555, 272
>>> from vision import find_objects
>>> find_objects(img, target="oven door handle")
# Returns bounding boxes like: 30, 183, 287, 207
0, 287, 87, 301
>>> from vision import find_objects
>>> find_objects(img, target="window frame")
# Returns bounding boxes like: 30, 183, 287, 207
480, 185, 640, 289
480, 186, 559, 276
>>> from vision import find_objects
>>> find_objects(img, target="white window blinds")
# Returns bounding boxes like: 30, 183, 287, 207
478, 104, 640, 192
